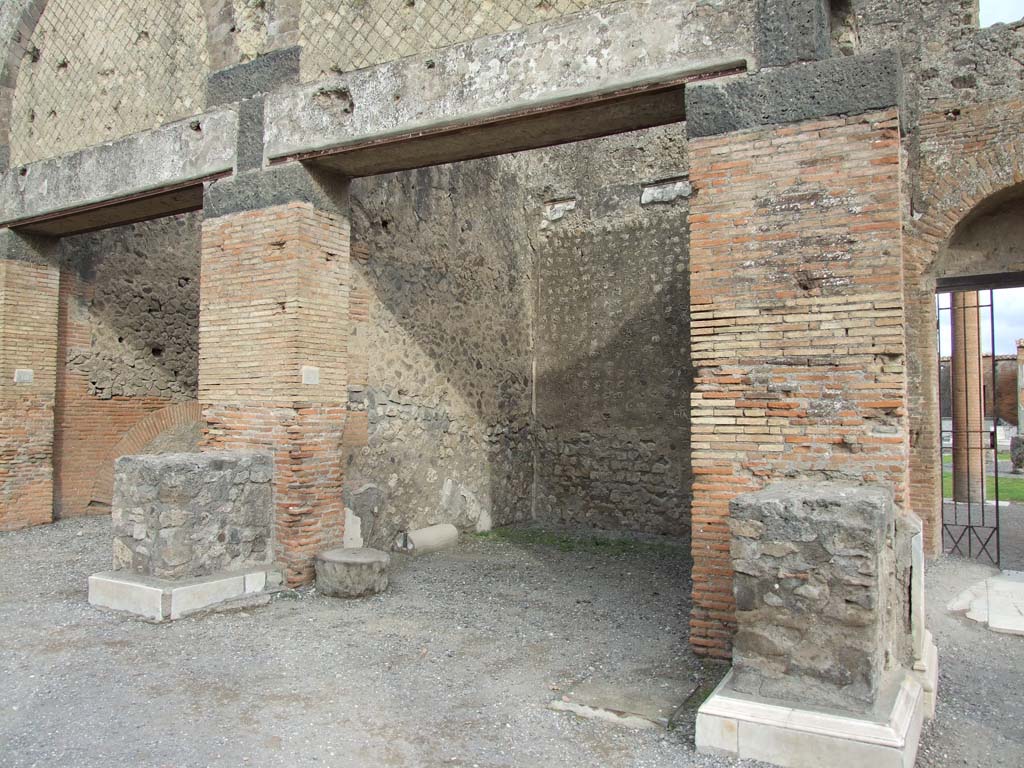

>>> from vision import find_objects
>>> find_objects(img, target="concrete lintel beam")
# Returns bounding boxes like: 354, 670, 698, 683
263, 0, 754, 164
0, 108, 238, 232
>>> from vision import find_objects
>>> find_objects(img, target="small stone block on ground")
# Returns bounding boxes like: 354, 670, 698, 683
547, 667, 699, 730
948, 571, 1024, 636
315, 548, 389, 598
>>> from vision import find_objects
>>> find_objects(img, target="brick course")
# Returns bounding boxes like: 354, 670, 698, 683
0, 256, 59, 530
200, 201, 351, 585
687, 110, 907, 657
52, 267, 180, 517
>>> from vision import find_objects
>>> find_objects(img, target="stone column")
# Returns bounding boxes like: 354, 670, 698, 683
0, 230, 60, 530
199, 165, 351, 584
949, 291, 986, 504
1018, 339, 1023, 435
1012, 339, 1024, 474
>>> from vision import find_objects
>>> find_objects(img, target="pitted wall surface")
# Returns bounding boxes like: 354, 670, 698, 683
524, 126, 693, 537
53, 214, 201, 519
8, 0, 209, 165
346, 160, 534, 548
343, 125, 695, 546
298, 0, 622, 81
61, 215, 200, 401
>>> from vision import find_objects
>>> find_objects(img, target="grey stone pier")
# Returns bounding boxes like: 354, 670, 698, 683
88, 452, 283, 621
696, 482, 938, 768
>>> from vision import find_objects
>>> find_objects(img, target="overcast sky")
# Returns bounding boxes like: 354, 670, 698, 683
980, 0, 1024, 26
938, 287, 1024, 356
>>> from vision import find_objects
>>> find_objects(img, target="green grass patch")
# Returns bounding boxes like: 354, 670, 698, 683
942, 452, 1010, 464
473, 527, 685, 556
942, 471, 1024, 502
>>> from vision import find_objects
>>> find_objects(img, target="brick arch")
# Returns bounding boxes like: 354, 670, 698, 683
903, 99, 1024, 555
914, 127, 1024, 259
0, 0, 47, 168
90, 401, 203, 507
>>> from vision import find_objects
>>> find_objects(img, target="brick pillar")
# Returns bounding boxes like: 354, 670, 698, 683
199, 167, 350, 584
949, 292, 986, 504
0, 231, 60, 530
685, 110, 906, 658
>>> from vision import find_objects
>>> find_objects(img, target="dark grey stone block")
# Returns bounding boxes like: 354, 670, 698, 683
728, 482, 896, 713
0, 227, 58, 264
756, 0, 831, 67
686, 49, 903, 138
203, 163, 349, 219
111, 452, 275, 580
206, 46, 301, 107
236, 97, 266, 173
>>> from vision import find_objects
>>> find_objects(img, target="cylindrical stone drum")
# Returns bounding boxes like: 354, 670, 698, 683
315, 548, 390, 598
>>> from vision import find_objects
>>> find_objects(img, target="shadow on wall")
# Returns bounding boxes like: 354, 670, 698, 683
52, 214, 201, 519
937, 183, 1024, 280
345, 125, 693, 547
60, 214, 200, 401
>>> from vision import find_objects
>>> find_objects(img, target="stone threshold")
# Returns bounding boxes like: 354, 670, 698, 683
88, 567, 283, 622
948, 570, 1024, 636
696, 669, 925, 768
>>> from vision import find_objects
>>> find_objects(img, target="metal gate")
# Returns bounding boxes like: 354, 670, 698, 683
937, 289, 1000, 566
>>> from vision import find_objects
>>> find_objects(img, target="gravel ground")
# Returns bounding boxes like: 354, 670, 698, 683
1, 519, 1020, 768
916, 556, 1024, 768
942, 499, 1024, 571
0, 518, 768, 768
997, 501, 1024, 571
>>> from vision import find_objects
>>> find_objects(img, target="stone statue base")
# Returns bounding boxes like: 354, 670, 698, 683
697, 668, 927, 768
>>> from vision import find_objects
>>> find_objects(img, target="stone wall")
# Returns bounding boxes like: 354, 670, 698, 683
112, 451, 273, 579
729, 483, 910, 713
53, 214, 200, 518
345, 160, 534, 548
523, 126, 693, 537
61, 215, 199, 402
341, 127, 699, 547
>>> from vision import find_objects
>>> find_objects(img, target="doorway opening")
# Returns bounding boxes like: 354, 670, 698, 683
937, 276, 1024, 569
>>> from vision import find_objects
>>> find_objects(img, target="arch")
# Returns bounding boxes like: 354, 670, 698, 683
89, 401, 203, 506
936, 182, 1024, 280
913, 123, 1024, 254
904, 99, 1024, 554
0, 0, 48, 169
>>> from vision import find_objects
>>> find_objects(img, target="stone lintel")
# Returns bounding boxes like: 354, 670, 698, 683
262, 0, 755, 163
0, 108, 238, 230
685, 49, 904, 138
